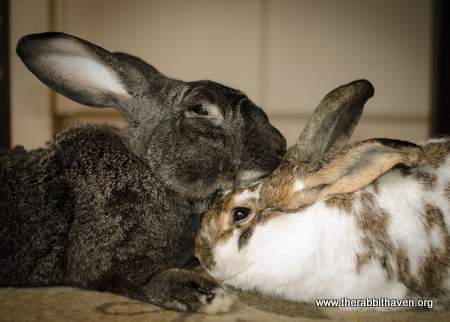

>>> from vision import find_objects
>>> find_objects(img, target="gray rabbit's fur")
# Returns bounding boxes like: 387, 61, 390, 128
0, 32, 286, 313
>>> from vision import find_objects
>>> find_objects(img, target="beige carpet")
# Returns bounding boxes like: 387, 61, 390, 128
1, 287, 449, 322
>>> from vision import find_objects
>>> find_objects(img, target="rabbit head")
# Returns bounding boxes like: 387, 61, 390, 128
17, 32, 286, 198
195, 80, 424, 281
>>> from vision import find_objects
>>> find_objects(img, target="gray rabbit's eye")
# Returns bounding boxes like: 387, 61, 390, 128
232, 207, 251, 223
184, 103, 224, 124
190, 104, 209, 116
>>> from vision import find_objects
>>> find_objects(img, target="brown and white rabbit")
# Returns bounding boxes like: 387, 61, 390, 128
196, 80, 450, 309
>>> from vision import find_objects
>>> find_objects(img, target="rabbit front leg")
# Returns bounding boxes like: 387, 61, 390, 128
137, 268, 234, 313
67, 231, 234, 313
65, 198, 234, 313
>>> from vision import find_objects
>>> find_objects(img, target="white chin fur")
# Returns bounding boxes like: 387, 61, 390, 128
198, 287, 236, 314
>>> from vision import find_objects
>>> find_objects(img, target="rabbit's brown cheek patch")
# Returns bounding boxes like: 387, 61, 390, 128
237, 227, 254, 250
216, 230, 234, 244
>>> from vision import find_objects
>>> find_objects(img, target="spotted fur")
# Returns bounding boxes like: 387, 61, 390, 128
196, 138, 450, 310
195, 80, 450, 310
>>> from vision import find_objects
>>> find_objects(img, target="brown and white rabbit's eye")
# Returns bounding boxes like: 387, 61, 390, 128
232, 207, 251, 223
190, 104, 209, 116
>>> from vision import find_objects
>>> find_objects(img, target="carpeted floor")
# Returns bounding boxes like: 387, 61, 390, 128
1, 287, 449, 322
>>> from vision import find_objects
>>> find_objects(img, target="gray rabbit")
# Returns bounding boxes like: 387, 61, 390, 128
0, 32, 286, 313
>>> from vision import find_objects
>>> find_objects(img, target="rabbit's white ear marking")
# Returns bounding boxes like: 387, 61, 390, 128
45, 38, 129, 97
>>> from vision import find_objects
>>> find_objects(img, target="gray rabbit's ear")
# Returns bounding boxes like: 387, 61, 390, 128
16, 32, 161, 109
286, 79, 374, 162
112, 52, 163, 80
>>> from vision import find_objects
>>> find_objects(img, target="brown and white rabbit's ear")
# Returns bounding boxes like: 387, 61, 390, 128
286, 139, 423, 209
286, 79, 374, 162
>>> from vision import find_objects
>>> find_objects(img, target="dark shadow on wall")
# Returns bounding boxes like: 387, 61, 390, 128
0, 0, 10, 149
432, 0, 450, 137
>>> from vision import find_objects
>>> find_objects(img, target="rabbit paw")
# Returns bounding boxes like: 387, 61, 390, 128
142, 268, 235, 313
197, 286, 235, 314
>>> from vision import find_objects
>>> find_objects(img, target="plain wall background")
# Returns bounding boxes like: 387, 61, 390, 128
10, 0, 433, 149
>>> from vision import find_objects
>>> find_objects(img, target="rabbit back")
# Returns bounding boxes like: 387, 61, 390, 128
0, 124, 202, 289
0, 142, 74, 285
369, 138, 450, 300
